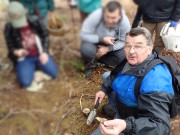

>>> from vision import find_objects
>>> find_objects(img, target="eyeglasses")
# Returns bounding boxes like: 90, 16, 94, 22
124, 44, 147, 51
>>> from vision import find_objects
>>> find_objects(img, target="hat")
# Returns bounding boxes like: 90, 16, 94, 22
7, 2, 27, 28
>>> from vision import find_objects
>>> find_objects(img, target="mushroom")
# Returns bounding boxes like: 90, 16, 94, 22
82, 108, 90, 116
95, 117, 107, 123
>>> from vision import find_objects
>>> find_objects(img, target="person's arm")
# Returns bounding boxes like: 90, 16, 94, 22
95, 72, 113, 104
4, 24, 16, 54
124, 92, 172, 135
80, 8, 103, 44
170, 0, 180, 22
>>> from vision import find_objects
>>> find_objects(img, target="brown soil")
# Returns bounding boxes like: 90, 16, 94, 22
0, 1, 179, 135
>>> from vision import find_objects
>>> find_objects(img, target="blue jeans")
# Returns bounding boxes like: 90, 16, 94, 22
16, 55, 58, 87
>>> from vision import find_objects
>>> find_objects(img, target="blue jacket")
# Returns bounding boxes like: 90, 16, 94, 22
101, 55, 174, 135
112, 64, 174, 107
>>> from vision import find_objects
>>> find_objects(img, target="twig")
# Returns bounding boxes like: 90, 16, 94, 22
0, 99, 72, 124
54, 107, 75, 135
0, 108, 43, 135
52, 99, 71, 114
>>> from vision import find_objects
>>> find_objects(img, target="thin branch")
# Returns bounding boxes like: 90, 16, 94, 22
54, 107, 75, 135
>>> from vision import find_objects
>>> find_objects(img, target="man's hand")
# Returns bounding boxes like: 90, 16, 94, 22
13, 49, 28, 57
95, 91, 105, 105
103, 36, 116, 45
96, 46, 109, 58
99, 119, 126, 135
39, 52, 49, 65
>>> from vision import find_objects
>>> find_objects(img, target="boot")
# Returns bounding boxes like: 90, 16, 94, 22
84, 59, 97, 77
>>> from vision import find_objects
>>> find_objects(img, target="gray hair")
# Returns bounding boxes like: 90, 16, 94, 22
126, 27, 153, 45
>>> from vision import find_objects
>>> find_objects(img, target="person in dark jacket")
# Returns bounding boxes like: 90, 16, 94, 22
133, 0, 180, 53
4, 2, 58, 89
91, 27, 174, 135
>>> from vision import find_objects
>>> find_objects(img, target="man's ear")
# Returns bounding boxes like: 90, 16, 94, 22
148, 44, 154, 53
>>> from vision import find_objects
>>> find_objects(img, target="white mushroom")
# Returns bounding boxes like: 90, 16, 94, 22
82, 108, 90, 115
95, 117, 107, 123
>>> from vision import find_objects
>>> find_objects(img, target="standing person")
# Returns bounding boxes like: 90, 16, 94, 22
77, 0, 102, 22
92, 27, 174, 135
80, 1, 130, 77
133, 0, 180, 53
4, 1, 58, 90
10, 0, 55, 28
131, 7, 142, 28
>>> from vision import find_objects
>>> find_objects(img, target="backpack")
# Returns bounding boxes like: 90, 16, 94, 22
111, 55, 180, 118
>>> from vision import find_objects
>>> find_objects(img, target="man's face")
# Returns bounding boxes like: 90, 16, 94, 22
104, 8, 121, 28
124, 34, 153, 66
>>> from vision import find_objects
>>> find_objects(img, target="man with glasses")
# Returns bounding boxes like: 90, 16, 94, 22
92, 27, 174, 135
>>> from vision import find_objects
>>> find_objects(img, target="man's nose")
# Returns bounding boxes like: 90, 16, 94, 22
129, 46, 135, 53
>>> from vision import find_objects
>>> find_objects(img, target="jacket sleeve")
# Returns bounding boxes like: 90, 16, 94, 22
170, 0, 180, 21
4, 24, 16, 54
124, 92, 173, 135
80, 8, 103, 44
101, 75, 113, 93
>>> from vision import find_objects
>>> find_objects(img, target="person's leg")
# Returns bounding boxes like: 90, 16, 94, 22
98, 49, 125, 67
28, 15, 48, 28
142, 22, 156, 50
155, 22, 167, 53
80, 42, 97, 77
37, 55, 58, 78
102, 71, 111, 81
91, 128, 103, 135
16, 57, 36, 87
80, 42, 97, 64
42, 15, 48, 28
132, 7, 142, 28
142, 21, 156, 36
